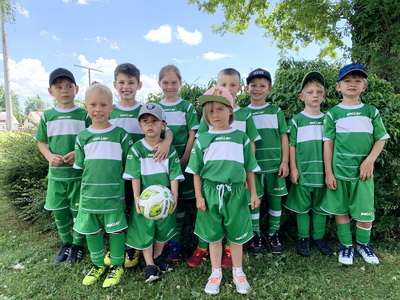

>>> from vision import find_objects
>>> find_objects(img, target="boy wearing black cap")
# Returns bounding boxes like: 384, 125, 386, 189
35, 68, 89, 264
244, 68, 289, 255
321, 63, 389, 265
284, 71, 333, 257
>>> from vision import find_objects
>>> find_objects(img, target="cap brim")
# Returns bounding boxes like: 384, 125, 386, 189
199, 95, 232, 107
300, 72, 325, 92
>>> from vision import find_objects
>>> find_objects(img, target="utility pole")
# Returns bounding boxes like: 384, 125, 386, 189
74, 65, 103, 86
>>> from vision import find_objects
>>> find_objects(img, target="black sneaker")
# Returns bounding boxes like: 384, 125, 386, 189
247, 235, 262, 255
314, 238, 333, 255
55, 242, 71, 263
154, 255, 172, 273
144, 265, 160, 283
267, 233, 283, 254
66, 244, 84, 264
296, 238, 310, 256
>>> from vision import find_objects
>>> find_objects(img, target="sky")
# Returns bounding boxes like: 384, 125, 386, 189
1, 0, 348, 109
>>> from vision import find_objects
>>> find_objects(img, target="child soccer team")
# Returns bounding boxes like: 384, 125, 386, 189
37, 62, 388, 294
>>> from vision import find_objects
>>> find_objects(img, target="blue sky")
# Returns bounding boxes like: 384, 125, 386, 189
1, 0, 348, 108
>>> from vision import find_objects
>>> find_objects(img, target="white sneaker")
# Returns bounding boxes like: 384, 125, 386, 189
338, 245, 354, 265
233, 271, 250, 294
204, 273, 222, 295
356, 243, 380, 264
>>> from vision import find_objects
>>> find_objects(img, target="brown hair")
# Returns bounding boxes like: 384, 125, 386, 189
159, 64, 182, 81
203, 102, 234, 126
114, 63, 140, 81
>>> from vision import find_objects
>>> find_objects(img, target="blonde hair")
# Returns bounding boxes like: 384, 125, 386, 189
302, 79, 325, 91
203, 102, 234, 126
159, 64, 182, 81
85, 83, 113, 103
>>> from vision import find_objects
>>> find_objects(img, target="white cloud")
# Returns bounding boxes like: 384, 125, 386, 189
16, 4, 29, 18
84, 36, 119, 50
172, 58, 185, 65
175, 26, 202, 46
144, 25, 172, 44
203, 51, 233, 61
40, 30, 61, 42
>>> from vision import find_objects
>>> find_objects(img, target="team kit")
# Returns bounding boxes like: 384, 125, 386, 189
35, 62, 389, 295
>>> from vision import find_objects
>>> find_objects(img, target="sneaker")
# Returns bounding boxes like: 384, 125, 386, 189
296, 238, 310, 257
187, 246, 207, 268
82, 265, 108, 286
144, 265, 160, 283
204, 273, 222, 295
267, 233, 283, 254
221, 246, 233, 268
356, 243, 380, 264
314, 238, 333, 255
169, 241, 182, 261
154, 255, 172, 273
54, 242, 71, 263
247, 235, 262, 255
338, 245, 354, 265
102, 265, 124, 288
233, 271, 250, 294
124, 248, 139, 268
66, 244, 84, 264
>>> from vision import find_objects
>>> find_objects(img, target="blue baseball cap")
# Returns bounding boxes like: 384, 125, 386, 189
337, 63, 368, 82
246, 68, 272, 85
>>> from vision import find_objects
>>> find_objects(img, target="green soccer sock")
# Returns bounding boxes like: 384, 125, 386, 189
52, 208, 73, 244
86, 232, 105, 267
296, 213, 310, 239
250, 202, 261, 236
70, 209, 84, 246
312, 212, 327, 240
198, 238, 208, 250
336, 222, 352, 246
268, 196, 282, 235
171, 201, 185, 243
109, 232, 125, 267
356, 224, 371, 245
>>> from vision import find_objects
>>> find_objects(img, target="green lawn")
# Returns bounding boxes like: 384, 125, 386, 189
0, 197, 399, 300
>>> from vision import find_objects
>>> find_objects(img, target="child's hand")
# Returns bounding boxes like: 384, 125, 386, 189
359, 157, 374, 181
243, 181, 249, 190
250, 194, 260, 210
290, 167, 299, 184
62, 151, 75, 165
135, 197, 141, 214
49, 154, 64, 167
278, 162, 289, 178
171, 193, 178, 213
325, 173, 337, 190
196, 196, 206, 212
152, 141, 169, 162
180, 155, 189, 168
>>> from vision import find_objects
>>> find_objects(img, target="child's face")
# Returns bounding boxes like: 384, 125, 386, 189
299, 83, 325, 109
217, 74, 241, 100
206, 102, 232, 131
84, 92, 114, 125
335, 74, 367, 98
113, 73, 142, 102
246, 78, 272, 103
158, 72, 182, 100
139, 114, 166, 138
48, 79, 78, 108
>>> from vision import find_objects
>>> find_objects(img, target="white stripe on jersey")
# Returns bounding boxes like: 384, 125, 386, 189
47, 119, 86, 137
164, 111, 187, 126
231, 120, 246, 132
204, 141, 244, 164
84, 141, 122, 161
297, 125, 323, 143
109, 118, 143, 134
140, 157, 170, 175
252, 114, 278, 130
336, 116, 373, 134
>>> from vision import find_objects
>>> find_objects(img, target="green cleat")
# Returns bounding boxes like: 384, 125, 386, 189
102, 265, 124, 288
82, 265, 107, 286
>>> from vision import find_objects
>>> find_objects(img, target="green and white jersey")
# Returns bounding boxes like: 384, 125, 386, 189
35, 106, 89, 181
197, 106, 261, 142
74, 125, 133, 214
109, 102, 144, 143
123, 139, 184, 190
245, 103, 288, 173
288, 111, 324, 187
186, 129, 260, 184
323, 102, 389, 181
158, 99, 199, 157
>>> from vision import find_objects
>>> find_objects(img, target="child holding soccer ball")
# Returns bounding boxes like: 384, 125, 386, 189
186, 87, 260, 295
123, 103, 184, 283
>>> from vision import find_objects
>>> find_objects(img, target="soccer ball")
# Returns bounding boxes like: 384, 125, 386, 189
139, 185, 174, 220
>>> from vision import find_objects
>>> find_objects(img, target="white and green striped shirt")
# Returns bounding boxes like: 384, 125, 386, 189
109, 102, 144, 143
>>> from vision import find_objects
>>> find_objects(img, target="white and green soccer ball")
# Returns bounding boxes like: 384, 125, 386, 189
139, 185, 174, 220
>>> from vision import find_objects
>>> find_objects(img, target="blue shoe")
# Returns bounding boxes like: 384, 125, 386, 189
169, 241, 182, 262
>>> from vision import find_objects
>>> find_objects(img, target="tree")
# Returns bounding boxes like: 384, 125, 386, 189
0, 83, 24, 123
24, 96, 48, 114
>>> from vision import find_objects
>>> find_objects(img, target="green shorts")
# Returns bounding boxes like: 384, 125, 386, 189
179, 171, 194, 200
125, 209, 177, 250
255, 173, 288, 198
194, 180, 253, 244
73, 210, 128, 234
321, 178, 375, 222
44, 179, 81, 212
284, 184, 327, 215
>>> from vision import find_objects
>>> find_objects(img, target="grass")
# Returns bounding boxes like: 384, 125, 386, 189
0, 197, 399, 300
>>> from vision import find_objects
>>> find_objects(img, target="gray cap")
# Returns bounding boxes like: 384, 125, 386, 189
138, 103, 166, 121
300, 71, 325, 92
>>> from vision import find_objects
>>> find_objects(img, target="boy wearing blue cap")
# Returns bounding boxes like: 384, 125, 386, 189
321, 63, 389, 265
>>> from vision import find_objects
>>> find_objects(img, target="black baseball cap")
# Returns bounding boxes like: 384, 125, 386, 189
246, 68, 272, 85
300, 71, 325, 92
49, 68, 76, 86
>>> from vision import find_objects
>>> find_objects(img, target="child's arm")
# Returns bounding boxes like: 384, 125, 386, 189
278, 133, 289, 178
180, 130, 196, 167
289, 146, 299, 184
132, 178, 142, 214
194, 174, 206, 212
37, 141, 63, 167
246, 171, 260, 209
62, 151, 75, 165
324, 140, 337, 190
170, 179, 179, 213
359, 139, 386, 181
152, 129, 173, 162
250, 141, 256, 154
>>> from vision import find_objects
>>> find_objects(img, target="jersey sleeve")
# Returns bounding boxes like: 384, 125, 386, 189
73, 135, 85, 170
243, 135, 261, 173
372, 108, 390, 140
123, 144, 141, 180
186, 102, 200, 131
245, 113, 261, 142
288, 117, 298, 147
34, 113, 48, 142
323, 111, 336, 141
168, 147, 185, 181
185, 139, 204, 175
277, 108, 289, 135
